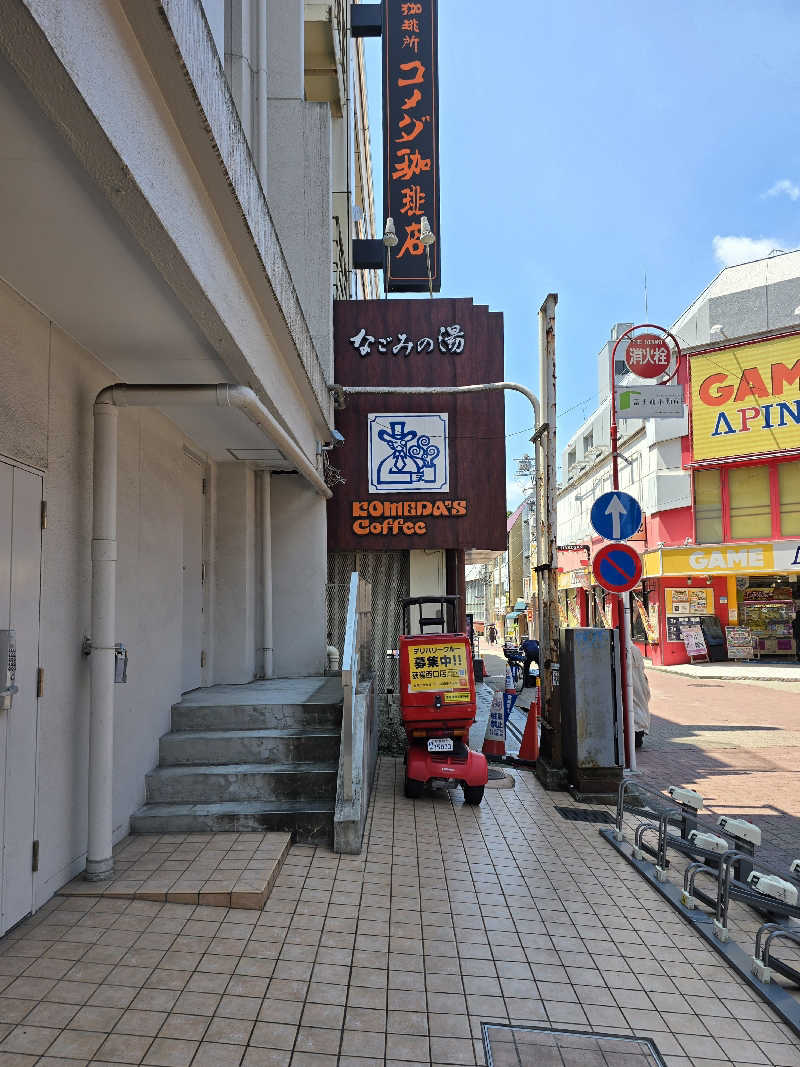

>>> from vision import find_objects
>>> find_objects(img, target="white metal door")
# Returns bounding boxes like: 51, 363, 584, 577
181, 453, 205, 693
0, 461, 41, 934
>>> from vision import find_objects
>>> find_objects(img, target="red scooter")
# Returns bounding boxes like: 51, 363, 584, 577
398, 596, 488, 804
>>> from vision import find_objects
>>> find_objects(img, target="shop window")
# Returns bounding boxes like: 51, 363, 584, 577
694, 469, 723, 543
779, 460, 800, 535
729, 466, 771, 539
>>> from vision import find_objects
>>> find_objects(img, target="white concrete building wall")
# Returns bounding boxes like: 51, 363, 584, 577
0, 0, 374, 910
0, 276, 221, 905
271, 475, 328, 677
557, 420, 691, 547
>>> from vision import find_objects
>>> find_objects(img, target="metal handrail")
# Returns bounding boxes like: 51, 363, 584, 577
341, 573, 359, 802
340, 572, 372, 802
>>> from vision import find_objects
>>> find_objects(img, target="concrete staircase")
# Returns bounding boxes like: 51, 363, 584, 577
131, 677, 342, 844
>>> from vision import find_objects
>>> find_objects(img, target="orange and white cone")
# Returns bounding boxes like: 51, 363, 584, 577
482, 691, 506, 761
514, 683, 539, 765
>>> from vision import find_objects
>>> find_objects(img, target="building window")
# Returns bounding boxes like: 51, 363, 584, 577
728, 466, 772, 540
779, 461, 800, 535
694, 469, 723, 543
582, 431, 593, 453
694, 458, 800, 542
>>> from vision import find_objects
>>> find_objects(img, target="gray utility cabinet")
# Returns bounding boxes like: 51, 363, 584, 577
559, 627, 624, 796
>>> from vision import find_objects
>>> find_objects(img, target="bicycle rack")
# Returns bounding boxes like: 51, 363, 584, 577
601, 778, 800, 1038
752, 924, 800, 986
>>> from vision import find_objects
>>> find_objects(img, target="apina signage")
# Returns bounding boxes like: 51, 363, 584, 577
690, 332, 800, 460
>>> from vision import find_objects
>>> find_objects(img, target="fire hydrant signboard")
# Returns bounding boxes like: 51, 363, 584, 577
624, 333, 672, 378
329, 299, 506, 551
406, 642, 469, 693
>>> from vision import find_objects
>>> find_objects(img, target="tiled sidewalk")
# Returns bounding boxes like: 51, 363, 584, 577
0, 760, 798, 1065
59, 833, 291, 910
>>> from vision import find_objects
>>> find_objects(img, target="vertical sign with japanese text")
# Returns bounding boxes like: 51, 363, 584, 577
383, 0, 440, 292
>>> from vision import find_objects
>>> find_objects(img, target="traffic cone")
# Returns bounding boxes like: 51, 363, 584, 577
502, 664, 517, 726
513, 682, 539, 765
482, 691, 506, 761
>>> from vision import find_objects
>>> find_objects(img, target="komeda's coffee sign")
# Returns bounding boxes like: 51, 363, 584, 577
329, 299, 506, 551
383, 0, 440, 293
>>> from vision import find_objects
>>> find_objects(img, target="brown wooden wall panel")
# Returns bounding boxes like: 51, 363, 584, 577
328, 298, 507, 551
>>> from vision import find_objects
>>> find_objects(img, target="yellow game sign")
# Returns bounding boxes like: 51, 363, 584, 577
407, 643, 469, 692
691, 333, 800, 461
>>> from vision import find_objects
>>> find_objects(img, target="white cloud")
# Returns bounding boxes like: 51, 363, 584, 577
763, 178, 800, 201
712, 235, 784, 267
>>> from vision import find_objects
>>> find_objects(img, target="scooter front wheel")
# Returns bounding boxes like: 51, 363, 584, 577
404, 775, 424, 799
462, 784, 484, 805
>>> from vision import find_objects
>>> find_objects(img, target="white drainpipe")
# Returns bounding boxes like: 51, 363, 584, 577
87, 383, 328, 879
259, 469, 274, 679
86, 399, 118, 880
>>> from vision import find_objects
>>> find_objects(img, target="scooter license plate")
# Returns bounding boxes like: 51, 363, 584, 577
427, 738, 453, 753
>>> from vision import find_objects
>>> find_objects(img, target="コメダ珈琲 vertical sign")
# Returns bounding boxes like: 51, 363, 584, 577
383, 0, 440, 292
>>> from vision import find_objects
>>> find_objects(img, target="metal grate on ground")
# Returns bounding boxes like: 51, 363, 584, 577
483, 1024, 666, 1067
554, 805, 614, 824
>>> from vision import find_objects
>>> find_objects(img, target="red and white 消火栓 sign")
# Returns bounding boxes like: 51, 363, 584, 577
625, 333, 671, 378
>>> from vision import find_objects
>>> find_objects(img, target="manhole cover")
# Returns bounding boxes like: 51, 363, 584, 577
483, 1024, 666, 1066
554, 805, 613, 824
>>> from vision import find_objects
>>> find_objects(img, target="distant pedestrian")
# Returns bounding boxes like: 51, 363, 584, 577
488, 624, 497, 645
520, 636, 540, 688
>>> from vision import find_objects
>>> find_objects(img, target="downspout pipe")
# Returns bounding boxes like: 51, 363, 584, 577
259, 470, 274, 679
87, 382, 328, 880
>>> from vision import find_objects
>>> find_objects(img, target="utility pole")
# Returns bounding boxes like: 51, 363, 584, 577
536, 294, 567, 788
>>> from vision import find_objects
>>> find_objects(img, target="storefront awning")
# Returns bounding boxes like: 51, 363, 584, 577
505, 610, 524, 622
644, 540, 800, 578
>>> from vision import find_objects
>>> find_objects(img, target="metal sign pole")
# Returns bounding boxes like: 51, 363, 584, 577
608, 334, 634, 770
608, 323, 682, 772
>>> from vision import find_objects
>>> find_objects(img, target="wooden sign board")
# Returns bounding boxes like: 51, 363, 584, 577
329, 298, 506, 551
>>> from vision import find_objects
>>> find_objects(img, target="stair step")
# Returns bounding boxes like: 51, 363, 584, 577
159, 728, 341, 767
145, 762, 338, 804
171, 703, 342, 733
131, 800, 335, 843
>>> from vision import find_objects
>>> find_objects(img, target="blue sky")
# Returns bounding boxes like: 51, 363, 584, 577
362, 0, 800, 507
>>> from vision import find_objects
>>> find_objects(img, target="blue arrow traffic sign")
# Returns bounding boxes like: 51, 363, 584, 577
590, 490, 642, 542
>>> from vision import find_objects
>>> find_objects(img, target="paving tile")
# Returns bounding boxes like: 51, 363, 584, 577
95, 1032, 154, 1064
0, 1026, 60, 1055
141, 1036, 199, 1066
44, 1028, 106, 1059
